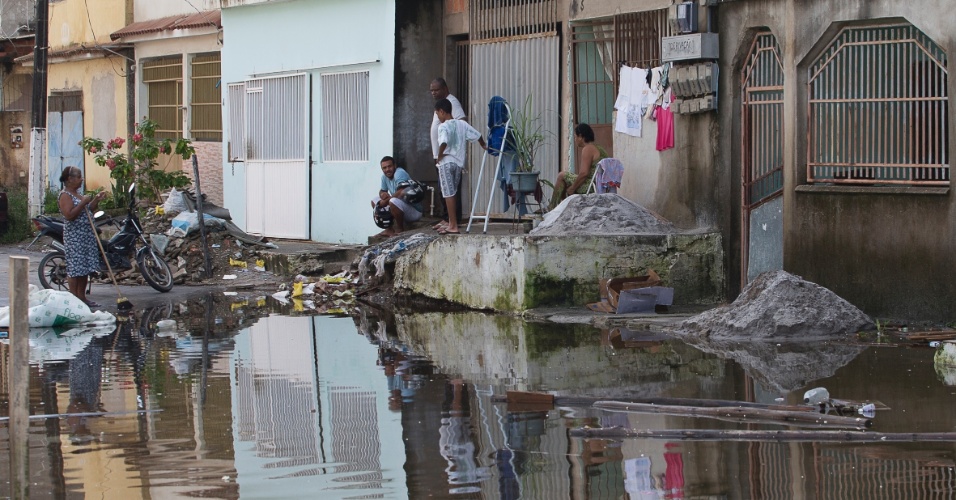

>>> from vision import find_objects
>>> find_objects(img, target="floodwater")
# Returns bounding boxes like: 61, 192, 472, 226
1, 294, 955, 499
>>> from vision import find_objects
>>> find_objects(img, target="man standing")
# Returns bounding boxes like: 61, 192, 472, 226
429, 77, 466, 225
373, 156, 422, 237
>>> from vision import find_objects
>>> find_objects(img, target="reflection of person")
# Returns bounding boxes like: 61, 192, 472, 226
372, 156, 423, 237
434, 99, 486, 235
58, 166, 106, 308
429, 78, 467, 227
551, 123, 608, 207
439, 380, 489, 492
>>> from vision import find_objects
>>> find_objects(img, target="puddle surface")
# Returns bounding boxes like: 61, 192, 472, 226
1, 295, 955, 498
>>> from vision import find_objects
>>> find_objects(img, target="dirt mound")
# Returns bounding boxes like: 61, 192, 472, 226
676, 270, 874, 340
530, 194, 676, 236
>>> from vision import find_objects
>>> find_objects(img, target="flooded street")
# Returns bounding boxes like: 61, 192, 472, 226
2, 294, 955, 498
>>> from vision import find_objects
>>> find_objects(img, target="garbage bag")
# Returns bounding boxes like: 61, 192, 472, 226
167, 210, 224, 238
0, 285, 116, 327
163, 188, 189, 214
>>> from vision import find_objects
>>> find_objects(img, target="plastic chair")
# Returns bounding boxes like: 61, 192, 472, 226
586, 157, 624, 194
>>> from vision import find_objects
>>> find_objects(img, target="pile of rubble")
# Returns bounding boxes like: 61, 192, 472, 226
108, 210, 271, 285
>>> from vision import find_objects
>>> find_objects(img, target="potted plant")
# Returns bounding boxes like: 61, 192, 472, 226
508, 95, 547, 193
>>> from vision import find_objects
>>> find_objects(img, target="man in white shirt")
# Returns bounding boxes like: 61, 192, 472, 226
429, 78, 466, 225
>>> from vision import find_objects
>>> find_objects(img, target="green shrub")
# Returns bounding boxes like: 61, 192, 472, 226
0, 188, 34, 244
43, 188, 60, 214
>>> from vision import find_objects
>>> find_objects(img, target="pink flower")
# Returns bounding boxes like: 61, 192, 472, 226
160, 144, 171, 154
106, 158, 116, 170
90, 146, 98, 153
133, 133, 143, 143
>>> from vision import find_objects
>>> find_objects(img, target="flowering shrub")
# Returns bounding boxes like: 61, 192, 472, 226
81, 119, 195, 207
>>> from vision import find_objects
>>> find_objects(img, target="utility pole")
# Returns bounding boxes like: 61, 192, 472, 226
27, 0, 50, 217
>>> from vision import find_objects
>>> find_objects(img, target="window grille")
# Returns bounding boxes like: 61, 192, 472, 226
469, 0, 557, 41
227, 82, 246, 161
2, 74, 32, 111
143, 56, 183, 140
571, 10, 671, 130
808, 24, 949, 186
321, 71, 369, 162
742, 32, 784, 207
190, 53, 222, 142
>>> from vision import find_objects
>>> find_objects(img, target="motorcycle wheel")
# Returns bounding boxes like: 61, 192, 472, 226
38, 252, 69, 291
137, 247, 173, 292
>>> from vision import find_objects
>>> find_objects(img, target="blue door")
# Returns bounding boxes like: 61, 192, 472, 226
48, 110, 84, 189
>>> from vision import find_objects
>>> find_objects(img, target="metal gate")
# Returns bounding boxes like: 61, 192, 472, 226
230, 73, 310, 239
741, 32, 784, 284
467, 35, 560, 215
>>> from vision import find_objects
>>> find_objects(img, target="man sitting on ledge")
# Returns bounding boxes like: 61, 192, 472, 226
372, 156, 423, 237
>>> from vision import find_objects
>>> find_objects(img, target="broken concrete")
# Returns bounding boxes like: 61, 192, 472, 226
676, 270, 874, 340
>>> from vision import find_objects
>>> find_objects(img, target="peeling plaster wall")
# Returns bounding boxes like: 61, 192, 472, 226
0, 111, 31, 189
394, 0, 445, 188
395, 232, 724, 312
47, 58, 128, 191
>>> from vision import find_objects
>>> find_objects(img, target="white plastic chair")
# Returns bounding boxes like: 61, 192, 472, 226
586, 157, 624, 194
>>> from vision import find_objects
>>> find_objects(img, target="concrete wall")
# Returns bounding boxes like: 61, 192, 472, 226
718, 0, 956, 321
221, 0, 395, 243
395, 232, 724, 312
393, 0, 444, 188
49, 0, 129, 50
0, 111, 31, 189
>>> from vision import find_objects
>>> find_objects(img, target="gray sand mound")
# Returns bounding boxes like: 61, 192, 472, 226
677, 270, 874, 340
530, 194, 676, 236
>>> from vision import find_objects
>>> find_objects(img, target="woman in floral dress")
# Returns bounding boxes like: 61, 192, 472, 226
57, 166, 107, 308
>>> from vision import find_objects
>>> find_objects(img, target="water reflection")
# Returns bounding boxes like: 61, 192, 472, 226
1, 294, 955, 498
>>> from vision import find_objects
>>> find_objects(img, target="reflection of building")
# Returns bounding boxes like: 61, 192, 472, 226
231, 315, 406, 497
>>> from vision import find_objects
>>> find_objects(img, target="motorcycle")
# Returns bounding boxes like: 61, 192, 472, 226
30, 213, 111, 291
33, 183, 174, 293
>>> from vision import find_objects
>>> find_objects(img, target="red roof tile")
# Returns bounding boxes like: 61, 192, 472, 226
111, 10, 221, 41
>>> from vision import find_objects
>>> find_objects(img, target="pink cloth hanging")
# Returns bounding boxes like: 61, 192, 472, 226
656, 105, 675, 151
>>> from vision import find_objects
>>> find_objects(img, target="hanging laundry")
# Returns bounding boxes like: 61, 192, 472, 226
615, 66, 648, 137
656, 88, 675, 151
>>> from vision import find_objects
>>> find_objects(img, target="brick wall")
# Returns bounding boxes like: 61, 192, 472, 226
184, 141, 223, 206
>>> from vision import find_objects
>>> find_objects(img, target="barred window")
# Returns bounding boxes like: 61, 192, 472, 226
142, 56, 183, 141
470, 0, 556, 41
190, 53, 222, 142
321, 71, 369, 162
808, 23, 949, 186
571, 10, 672, 135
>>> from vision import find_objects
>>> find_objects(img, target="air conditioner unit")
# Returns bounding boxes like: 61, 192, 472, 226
677, 2, 698, 34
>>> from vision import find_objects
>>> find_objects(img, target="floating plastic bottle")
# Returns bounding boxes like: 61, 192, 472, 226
803, 387, 830, 405
858, 403, 876, 418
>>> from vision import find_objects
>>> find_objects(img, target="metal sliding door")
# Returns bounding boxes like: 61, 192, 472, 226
241, 73, 310, 239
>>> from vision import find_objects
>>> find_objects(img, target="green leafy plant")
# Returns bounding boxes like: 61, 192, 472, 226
509, 95, 548, 173
81, 119, 195, 207
43, 188, 60, 214
0, 188, 33, 243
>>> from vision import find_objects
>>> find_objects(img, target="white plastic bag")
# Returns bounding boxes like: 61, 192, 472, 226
163, 188, 189, 214
167, 211, 223, 237
0, 285, 116, 327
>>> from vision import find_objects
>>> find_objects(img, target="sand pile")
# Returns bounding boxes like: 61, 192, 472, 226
676, 270, 874, 340
529, 194, 676, 236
